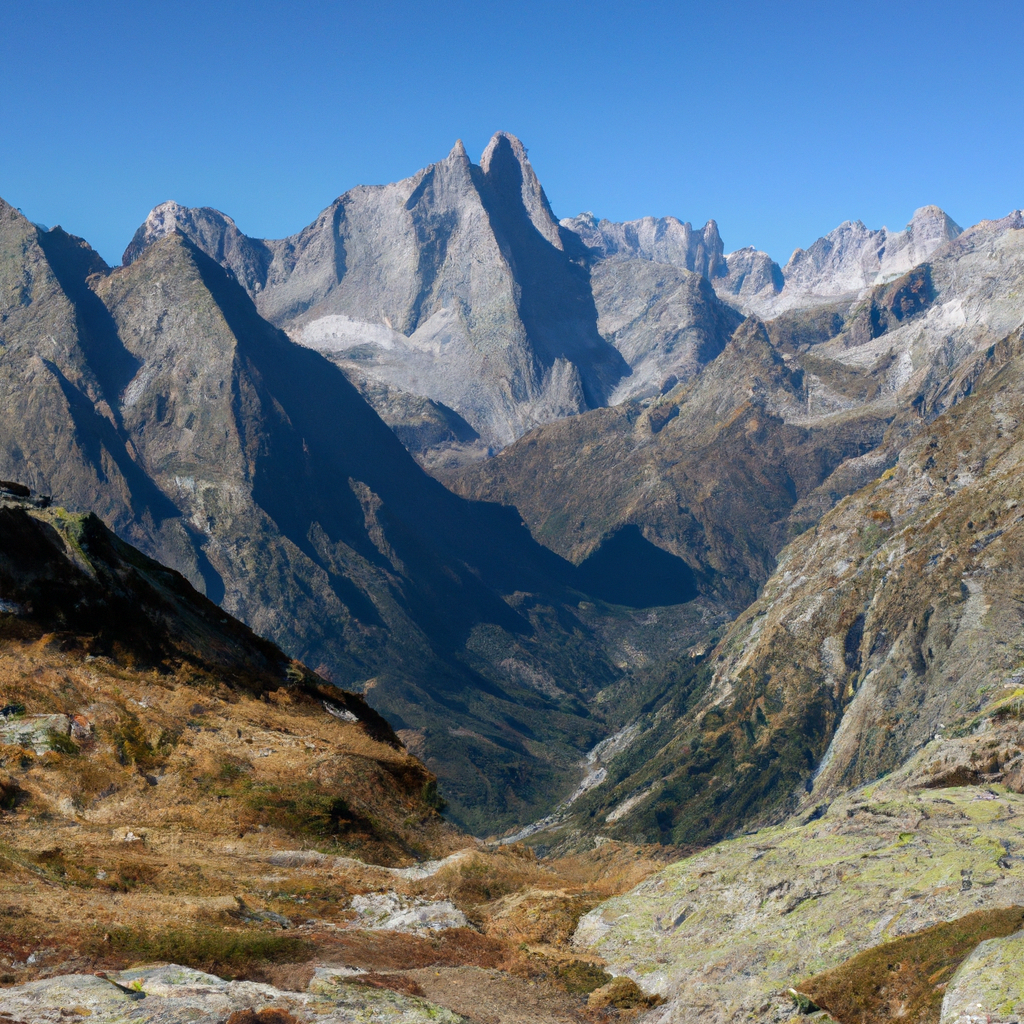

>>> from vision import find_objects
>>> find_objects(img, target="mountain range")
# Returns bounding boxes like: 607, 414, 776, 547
2, 129, 1024, 1023
124, 136, 967, 472
0, 190, 714, 835
3, 132, 1024, 846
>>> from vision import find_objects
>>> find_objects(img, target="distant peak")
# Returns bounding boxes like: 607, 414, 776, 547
479, 131, 563, 249
702, 219, 723, 241
150, 199, 188, 217
122, 201, 238, 267
909, 204, 963, 238
448, 138, 469, 162
562, 212, 599, 229
480, 130, 528, 166
144, 200, 238, 230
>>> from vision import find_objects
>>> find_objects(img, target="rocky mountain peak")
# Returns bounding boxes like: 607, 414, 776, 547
716, 204, 964, 316
122, 201, 200, 262
447, 137, 470, 163
780, 205, 963, 300
904, 203, 964, 258
480, 130, 563, 250
121, 200, 264, 286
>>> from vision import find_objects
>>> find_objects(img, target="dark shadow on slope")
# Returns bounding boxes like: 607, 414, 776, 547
188, 240, 556, 646
187, 245, 711, 618
0, 506, 268, 677
37, 227, 141, 412
474, 136, 629, 405
576, 525, 698, 608
46, 361, 182, 527
28, 230, 227, 603
43, 357, 228, 601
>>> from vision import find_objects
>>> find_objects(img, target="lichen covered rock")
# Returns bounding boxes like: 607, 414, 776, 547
575, 774, 1024, 1024
941, 932, 1024, 1024
0, 963, 465, 1023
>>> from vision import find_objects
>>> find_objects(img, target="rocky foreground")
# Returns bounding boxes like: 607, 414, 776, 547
0, 964, 463, 1023
573, 700, 1024, 1024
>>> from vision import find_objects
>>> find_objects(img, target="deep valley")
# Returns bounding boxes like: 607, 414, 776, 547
1, 131, 1023, 1023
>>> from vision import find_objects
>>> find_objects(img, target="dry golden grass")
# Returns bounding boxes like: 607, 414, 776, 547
0, 634, 465, 967
0, 634, 665, 1019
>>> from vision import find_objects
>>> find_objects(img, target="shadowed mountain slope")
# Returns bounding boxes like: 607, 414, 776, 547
0, 493, 456, 861
0, 198, 715, 834
528, 322, 1024, 851
446, 316, 892, 612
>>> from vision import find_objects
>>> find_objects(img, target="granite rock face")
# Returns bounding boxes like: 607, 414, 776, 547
556, 203, 965, 413
560, 211, 727, 278
712, 244, 784, 304
779, 205, 964, 304
592, 257, 743, 404
562, 204, 962, 323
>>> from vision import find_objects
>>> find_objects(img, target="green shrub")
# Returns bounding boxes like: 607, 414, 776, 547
89, 926, 313, 976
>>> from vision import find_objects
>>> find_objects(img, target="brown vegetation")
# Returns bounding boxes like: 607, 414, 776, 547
0, 624, 661, 1018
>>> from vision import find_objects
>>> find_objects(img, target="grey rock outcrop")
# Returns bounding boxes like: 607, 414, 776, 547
556, 212, 744, 402
713, 245, 784, 303
575, 765, 1024, 1024
569, 205, 963, 322
0, 964, 464, 1023
941, 932, 1024, 1024
778, 204, 963, 303
593, 259, 742, 403
560, 211, 727, 278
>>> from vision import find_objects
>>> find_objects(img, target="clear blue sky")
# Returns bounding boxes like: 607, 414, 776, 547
2, 0, 1021, 267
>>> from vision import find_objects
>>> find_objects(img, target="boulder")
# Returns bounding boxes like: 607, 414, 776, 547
941, 932, 1024, 1024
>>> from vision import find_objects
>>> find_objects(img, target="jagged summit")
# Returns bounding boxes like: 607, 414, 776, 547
782, 203, 964, 296
121, 133, 633, 451
118, 138, 969, 463
480, 130, 564, 250
558, 200, 964, 321
123, 200, 245, 266
449, 137, 469, 160
714, 203, 964, 315
560, 210, 727, 279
